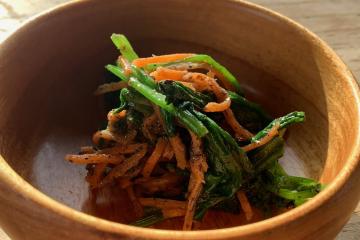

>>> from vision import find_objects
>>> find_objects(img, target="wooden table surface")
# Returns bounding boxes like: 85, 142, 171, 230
0, 0, 359, 239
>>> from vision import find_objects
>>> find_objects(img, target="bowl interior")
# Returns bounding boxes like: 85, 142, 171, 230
0, 0, 358, 231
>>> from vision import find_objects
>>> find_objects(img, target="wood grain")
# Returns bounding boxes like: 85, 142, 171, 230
0, 0, 359, 239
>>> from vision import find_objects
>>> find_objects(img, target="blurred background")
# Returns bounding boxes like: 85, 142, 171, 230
0, 0, 358, 239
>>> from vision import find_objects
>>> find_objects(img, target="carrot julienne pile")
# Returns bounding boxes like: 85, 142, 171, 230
65, 34, 323, 230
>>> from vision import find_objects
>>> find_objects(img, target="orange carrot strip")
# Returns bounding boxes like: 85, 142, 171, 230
107, 110, 127, 122
100, 143, 144, 155
169, 135, 187, 170
87, 163, 107, 189
183, 131, 207, 230
65, 153, 124, 164
223, 109, 254, 140
203, 97, 231, 112
183, 181, 203, 230
182, 72, 211, 91
132, 53, 194, 68
100, 144, 148, 185
142, 138, 167, 177
150, 67, 187, 81
242, 122, 280, 152
188, 131, 208, 175
237, 191, 254, 221
182, 72, 231, 112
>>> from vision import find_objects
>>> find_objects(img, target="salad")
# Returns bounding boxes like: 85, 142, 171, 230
66, 34, 323, 230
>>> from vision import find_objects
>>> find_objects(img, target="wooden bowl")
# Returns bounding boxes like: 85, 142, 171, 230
0, 0, 359, 239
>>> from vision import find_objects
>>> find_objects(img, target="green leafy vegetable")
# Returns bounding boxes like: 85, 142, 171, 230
105, 64, 128, 82
250, 111, 305, 143
158, 80, 213, 109
110, 34, 139, 62
228, 91, 272, 132
185, 108, 253, 219
128, 77, 208, 137
144, 54, 244, 95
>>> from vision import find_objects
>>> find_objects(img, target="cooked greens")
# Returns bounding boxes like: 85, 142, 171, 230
66, 34, 323, 230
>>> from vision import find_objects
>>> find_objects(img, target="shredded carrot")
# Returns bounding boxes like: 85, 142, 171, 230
162, 208, 186, 219
183, 181, 203, 230
100, 144, 148, 186
65, 153, 124, 164
204, 97, 231, 112
161, 141, 174, 161
132, 53, 194, 68
242, 122, 280, 152
100, 143, 144, 155
223, 109, 254, 140
126, 185, 143, 218
188, 132, 208, 182
182, 72, 231, 112
169, 135, 187, 170
118, 56, 132, 75
237, 191, 254, 221
107, 110, 127, 122
151, 69, 231, 113
94, 81, 127, 95
150, 67, 187, 81
182, 72, 210, 91
142, 138, 167, 177
183, 131, 207, 230
87, 163, 107, 188
138, 198, 187, 210
165, 63, 235, 91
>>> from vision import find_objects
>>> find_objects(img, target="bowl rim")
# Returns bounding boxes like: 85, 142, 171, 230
0, 0, 359, 239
